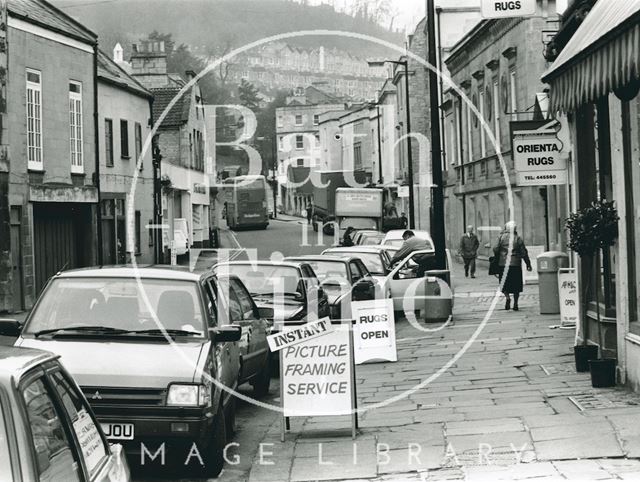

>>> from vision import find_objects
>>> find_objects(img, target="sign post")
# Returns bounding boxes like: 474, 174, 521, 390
558, 268, 579, 327
267, 319, 357, 441
481, 0, 537, 18
351, 299, 397, 365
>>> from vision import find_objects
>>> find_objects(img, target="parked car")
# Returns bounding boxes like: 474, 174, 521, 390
360, 232, 385, 245
284, 256, 376, 320
214, 274, 272, 395
382, 229, 434, 250
351, 229, 381, 246
0, 345, 130, 482
321, 246, 392, 287
173, 218, 190, 256
2, 266, 255, 477
385, 249, 455, 314
212, 261, 330, 329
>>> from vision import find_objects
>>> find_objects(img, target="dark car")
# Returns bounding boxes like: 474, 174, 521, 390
213, 261, 330, 329
0, 346, 131, 482
3, 265, 263, 477
284, 256, 376, 321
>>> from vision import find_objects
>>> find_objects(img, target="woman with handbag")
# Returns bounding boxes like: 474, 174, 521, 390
493, 221, 532, 311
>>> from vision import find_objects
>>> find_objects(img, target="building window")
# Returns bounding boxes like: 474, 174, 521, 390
480, 160, 487, 176
296, 135, 304, 150
135, 122, 142, 168
120, 119, 130, 158
26, 69, 43, 170
69, 82, 83, 173
189, 132, 194, 168
466, 102, 473, 163
354, 142, 363, 170
313, 114, 319, 125
135, 210, 141, 255
467, 164, 474, 181
479, 89, 487, 157
278, 136, 284, 151
105, 119, 114, 167
493, 79, 501, 153
277, 115, 283, 128
295, 114, 303, 126
510, 69, 518, 120
296, 158, 304, 167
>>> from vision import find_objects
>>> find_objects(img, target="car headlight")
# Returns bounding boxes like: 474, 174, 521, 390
166, 384, 209, 407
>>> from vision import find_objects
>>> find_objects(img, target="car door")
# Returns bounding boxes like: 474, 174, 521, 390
18, 368, 85, 482
204, 277, 239, 395
388, 250, 434, 312
300, 264, 329, 319
229, 278, 268, 381
46, 366, 129, 482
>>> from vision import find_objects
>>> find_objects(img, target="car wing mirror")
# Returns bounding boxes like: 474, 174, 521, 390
294, 292, 305, 302
213, 325, 242, 343
0, 319, 22, 337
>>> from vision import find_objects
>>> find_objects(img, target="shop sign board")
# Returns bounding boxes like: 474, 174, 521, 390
481, 0, 537, 18
512, 122, 567, 186
267, 318, 332, 352
351, 299, 397, 364
558, 268, 579, 327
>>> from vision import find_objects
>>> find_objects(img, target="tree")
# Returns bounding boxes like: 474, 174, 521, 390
238, 79, 260, 112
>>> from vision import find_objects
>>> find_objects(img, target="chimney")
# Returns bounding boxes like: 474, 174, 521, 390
113, 42, 124, 63
130, 40, 168, 79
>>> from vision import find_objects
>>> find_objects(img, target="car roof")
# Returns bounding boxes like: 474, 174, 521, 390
0, 347, 58, 383
55, 265, 204, 282
214, 261, 302, 269
285, 256, 353, 264
323, 246, 386, 254
385, 229, 432, 239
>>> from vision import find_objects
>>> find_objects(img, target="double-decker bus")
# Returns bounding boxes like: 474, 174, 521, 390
223, 175, 269, 230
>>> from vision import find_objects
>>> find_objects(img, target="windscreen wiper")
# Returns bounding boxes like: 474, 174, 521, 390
128, 328, 203, 338
33, 326, 132, 338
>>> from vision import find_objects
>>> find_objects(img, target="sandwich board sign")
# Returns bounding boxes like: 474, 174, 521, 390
351, 299, 397, 365
558, 268, 579, 327
481, 0, 536, 18
269, 319, 357, 440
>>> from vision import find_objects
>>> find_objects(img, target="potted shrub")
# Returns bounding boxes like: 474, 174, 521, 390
565, 199, 619, 382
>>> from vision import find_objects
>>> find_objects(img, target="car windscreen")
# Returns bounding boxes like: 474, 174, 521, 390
216, 265, 300, 296
352, 253, 385, 274
0, 399, 10, 482
304, 261, 348, 283
25, 278, 205, 336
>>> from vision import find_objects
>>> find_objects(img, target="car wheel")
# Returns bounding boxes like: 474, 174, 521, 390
200, 404, 227, 477
225, 396, 237, 436
252, 354, 272, 397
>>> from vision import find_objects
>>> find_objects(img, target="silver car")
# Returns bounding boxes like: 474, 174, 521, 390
0, 345, 130, 482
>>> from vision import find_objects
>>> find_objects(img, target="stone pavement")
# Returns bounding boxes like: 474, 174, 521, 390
246, 264, 640, 481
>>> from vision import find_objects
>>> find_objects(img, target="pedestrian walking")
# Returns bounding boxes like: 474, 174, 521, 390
342, 227, 355, 246
458, 225, 480, 278
306, 202, 313, 225
493, 221, 532, 311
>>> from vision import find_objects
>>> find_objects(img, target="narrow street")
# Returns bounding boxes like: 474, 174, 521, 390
134, 218, 640, 482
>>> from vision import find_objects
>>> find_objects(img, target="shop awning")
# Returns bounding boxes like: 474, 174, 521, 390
542, 0, 640, 112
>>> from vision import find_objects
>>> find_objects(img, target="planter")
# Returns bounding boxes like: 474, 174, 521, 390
589, 358, 617, 387
574, 345, 598, 372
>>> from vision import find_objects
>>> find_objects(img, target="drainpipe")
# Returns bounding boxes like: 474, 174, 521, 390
93, 45, 103, 265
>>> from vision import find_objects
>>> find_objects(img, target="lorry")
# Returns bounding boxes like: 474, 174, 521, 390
334, 188, 385, 238
311, 170, 367, 234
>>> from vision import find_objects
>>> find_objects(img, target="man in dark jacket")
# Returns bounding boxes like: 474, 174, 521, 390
458, 225, 480, 278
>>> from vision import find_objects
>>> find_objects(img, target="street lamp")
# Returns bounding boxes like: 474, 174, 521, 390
368, 59, 416, 230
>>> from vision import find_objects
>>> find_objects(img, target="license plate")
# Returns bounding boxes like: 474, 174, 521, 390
101, 423, 134, 440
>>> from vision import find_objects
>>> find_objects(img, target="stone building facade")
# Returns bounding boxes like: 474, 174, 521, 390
442, 1, 561, 263
2, 0, 99, 311
98, 49, 155, 265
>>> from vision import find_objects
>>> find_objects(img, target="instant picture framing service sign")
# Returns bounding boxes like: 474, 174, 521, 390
268, 319, 357, 440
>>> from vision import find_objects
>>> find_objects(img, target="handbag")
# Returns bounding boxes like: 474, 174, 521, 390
488, 256, 501, 276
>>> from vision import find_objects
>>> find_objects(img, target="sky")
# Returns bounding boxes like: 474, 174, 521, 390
307, 0, 569, 33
